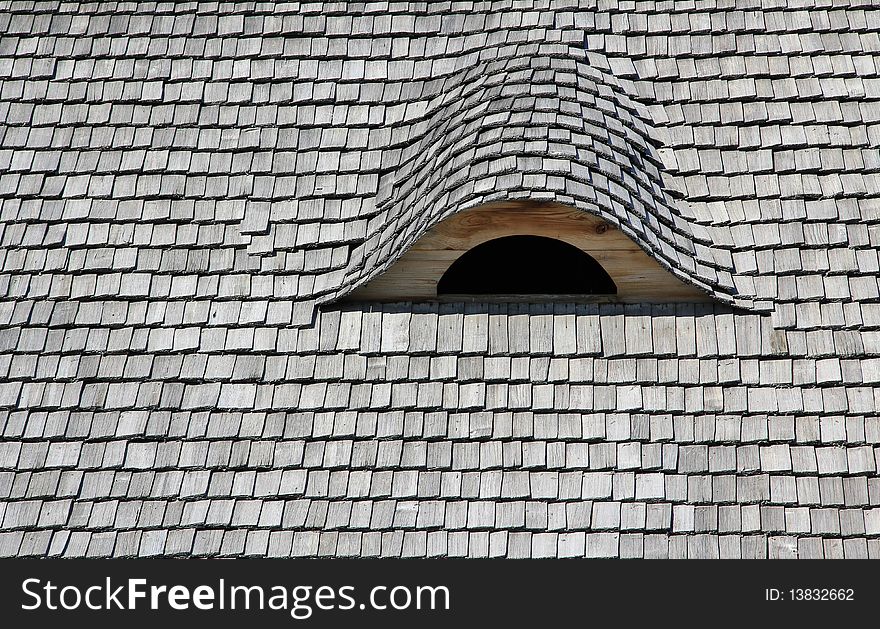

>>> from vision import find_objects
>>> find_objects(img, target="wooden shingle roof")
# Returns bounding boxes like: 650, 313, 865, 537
0, 1, 879, 558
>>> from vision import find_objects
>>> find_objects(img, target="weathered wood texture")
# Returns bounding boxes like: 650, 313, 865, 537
347, 201, 711, 302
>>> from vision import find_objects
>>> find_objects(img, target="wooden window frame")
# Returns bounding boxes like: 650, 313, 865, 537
347, 201, 711, 303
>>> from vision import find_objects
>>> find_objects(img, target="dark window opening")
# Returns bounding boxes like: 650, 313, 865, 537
437, 235, 617, 296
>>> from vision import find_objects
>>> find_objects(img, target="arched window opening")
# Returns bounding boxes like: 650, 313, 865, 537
437, 235, 617, 296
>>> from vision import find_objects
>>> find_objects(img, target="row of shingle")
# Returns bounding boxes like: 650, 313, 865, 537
0, 174, 379, 203
600, 32, 880, 59
3, 473, 879, 514
2, 38, 878, 77
634, 78, 878, 106
0, 305, 791, 346
0, 469, 880, 526
0, 249, 345, 279
8, 405, 880, 438
3, 352, 878, 386
0, 155, 867, 213
0, 9, 566, 38
0, 150, 380, 179
0, 148, 878, 187
3, 527, 879, 559
627, 55, 880, 82
3, 64, 874, 106
3, 402, 876, 440
2, 76, 870, 112
4, 467, 878, 503
678, 172, 879, 202
2, 496, 880, 535
0, 45, 849, 77
1, 436, 877, 474
0, 311, 873, 350
3, 410, 878, 446
3, 3, 878, 34
0, 165, 875, 207
1, 67, 874, 117
1, 378, 877, 414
